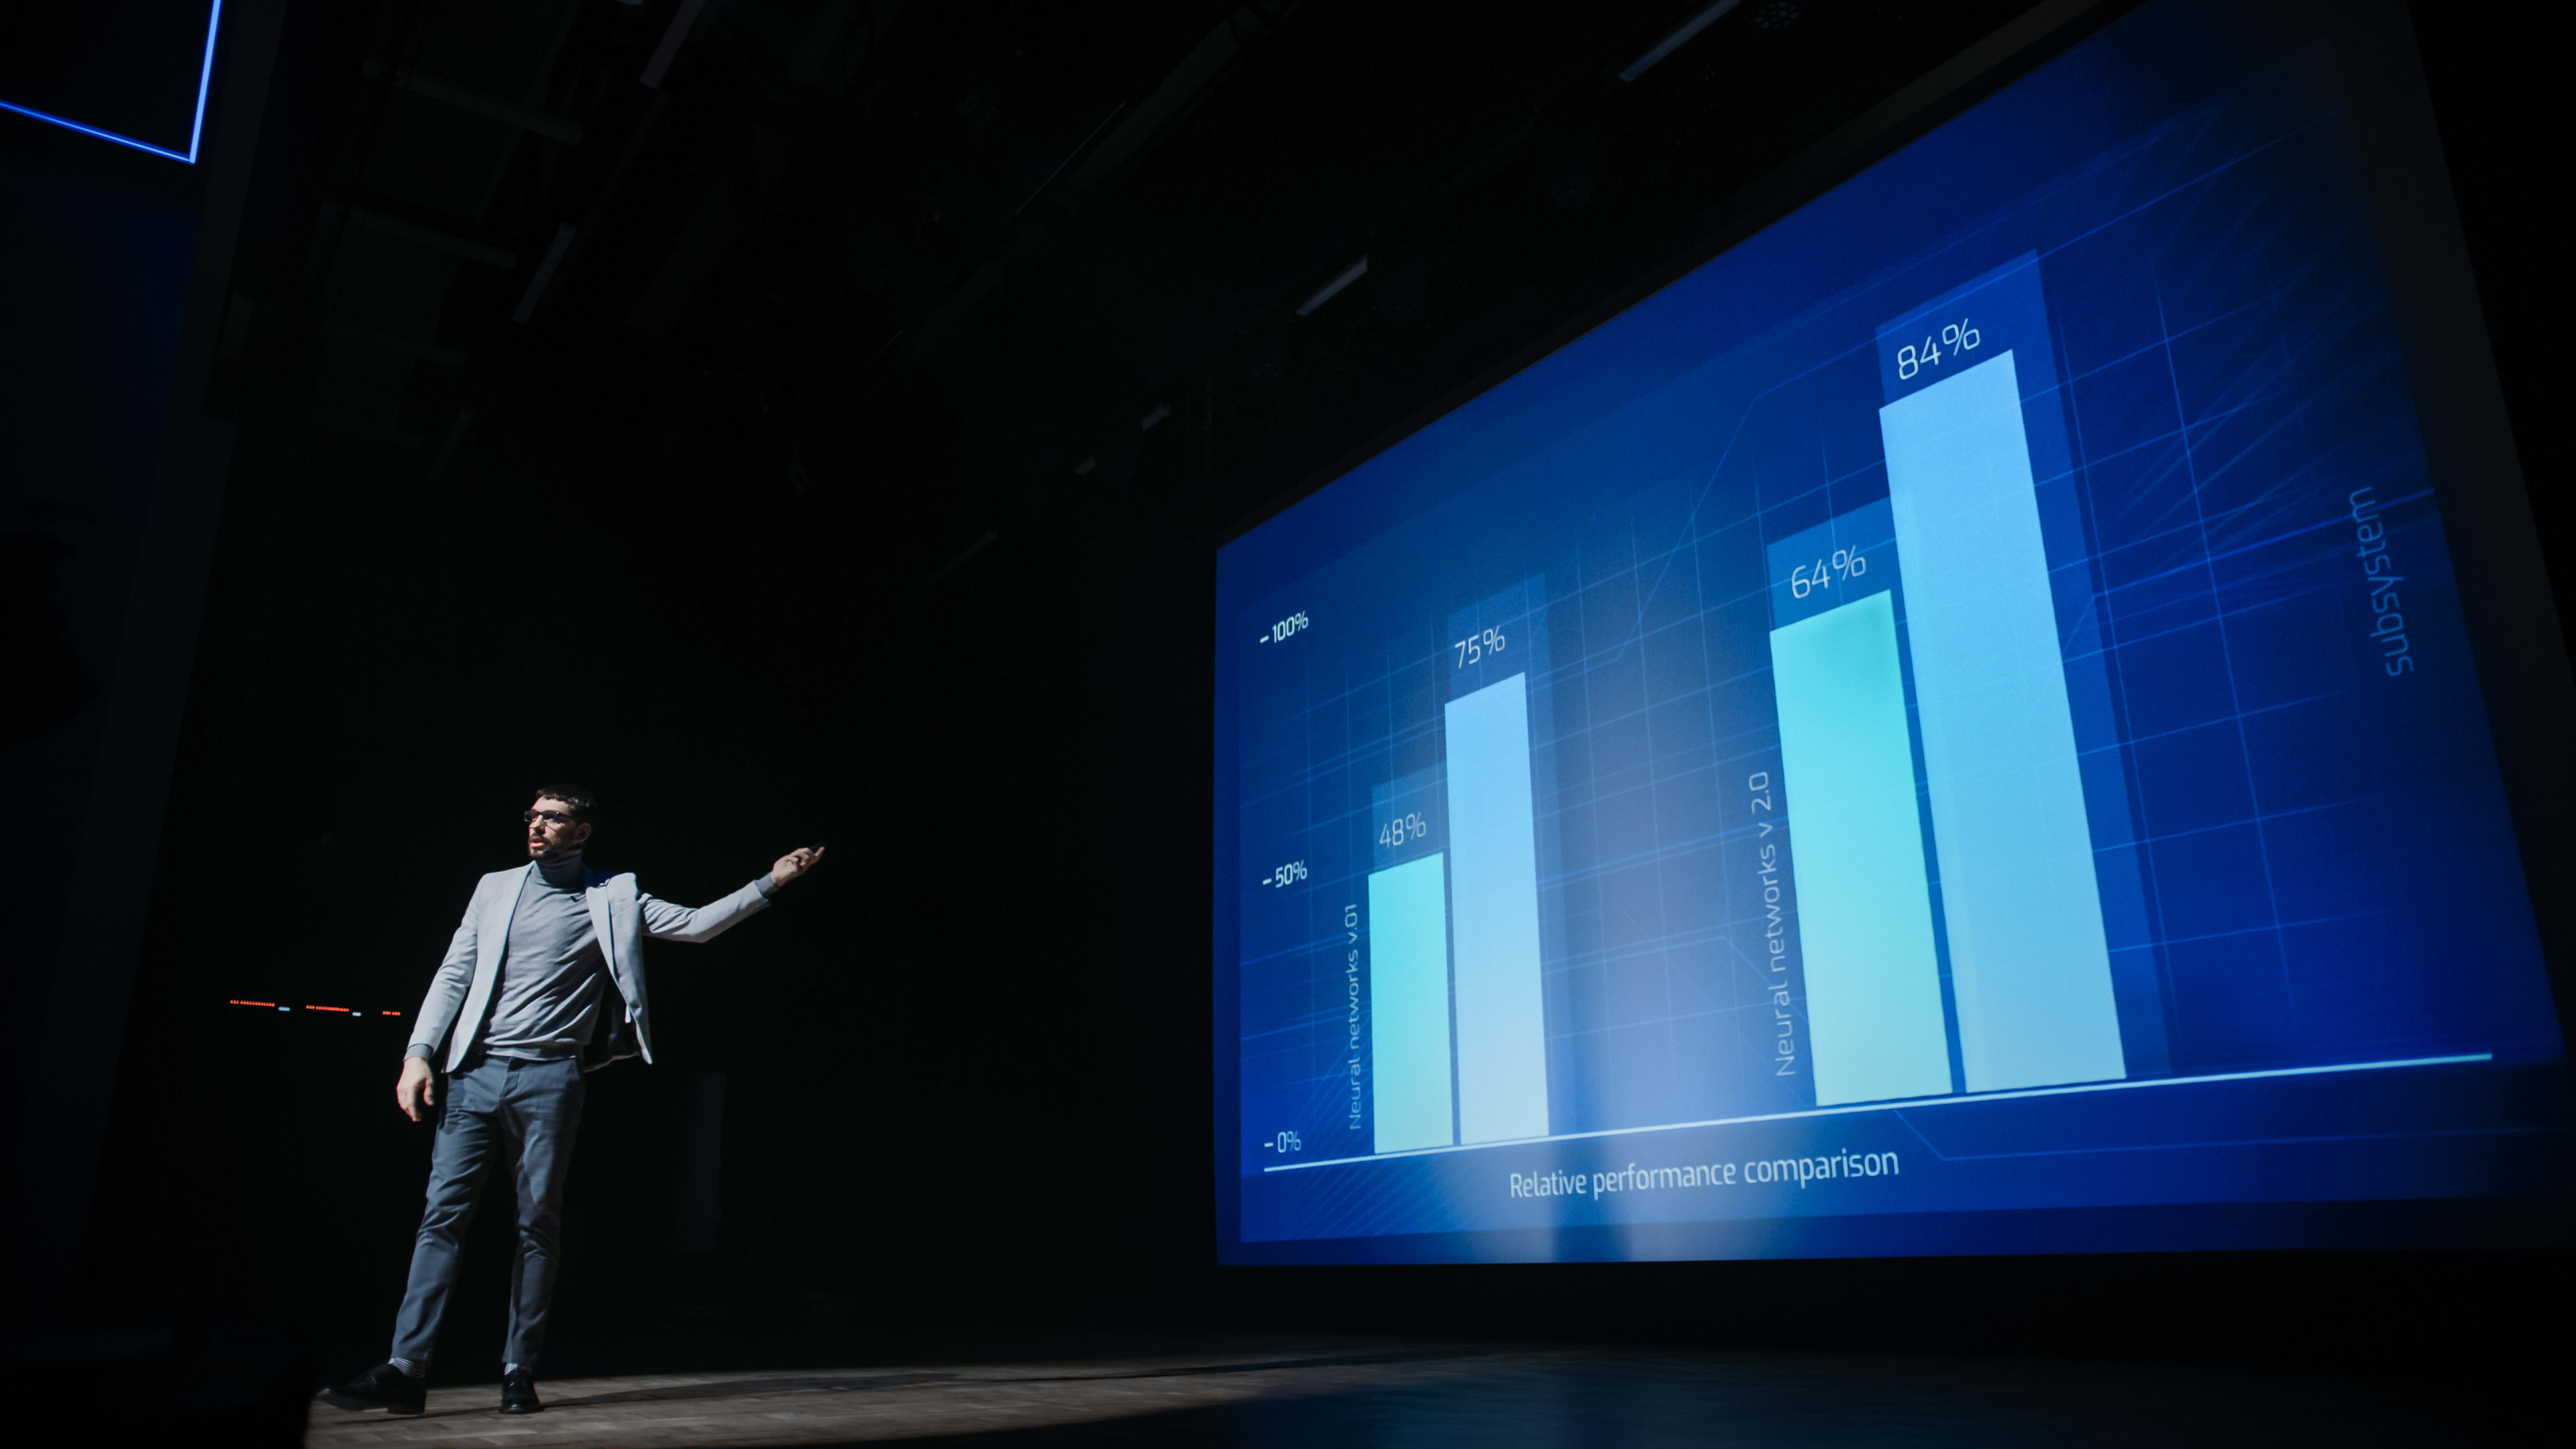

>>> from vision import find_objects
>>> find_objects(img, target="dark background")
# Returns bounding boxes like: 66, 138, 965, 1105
4, 0, 2567, 1411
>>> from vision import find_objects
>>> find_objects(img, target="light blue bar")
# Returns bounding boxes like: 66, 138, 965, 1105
1770, 590, 1954, 1105
1367, 853, 1456, 1153
1442, 674, 1551, 1142
1880, 351, 2127, 1091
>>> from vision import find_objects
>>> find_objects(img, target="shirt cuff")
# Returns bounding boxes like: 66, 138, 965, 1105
405, 1044, 438, 1063
754, 875, 776, 898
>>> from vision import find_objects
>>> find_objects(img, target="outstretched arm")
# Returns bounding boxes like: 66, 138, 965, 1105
639, 845, 826, 943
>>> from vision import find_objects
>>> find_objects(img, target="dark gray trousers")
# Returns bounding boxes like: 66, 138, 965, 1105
389, 1055, 586, 1368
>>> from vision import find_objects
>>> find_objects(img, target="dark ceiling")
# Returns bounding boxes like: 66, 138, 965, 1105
207, 0, 2059, 608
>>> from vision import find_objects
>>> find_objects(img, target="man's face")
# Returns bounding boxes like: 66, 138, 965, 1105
525, 798, 591, 861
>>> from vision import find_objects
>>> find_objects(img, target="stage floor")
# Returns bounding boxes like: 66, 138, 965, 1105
302, 1340, 2487, 1446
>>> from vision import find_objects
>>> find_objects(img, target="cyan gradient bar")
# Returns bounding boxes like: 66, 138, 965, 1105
1366, 853, 1456, 1153
1770, 589, 1953, 1104
1881, 351, 2127, 1091
1443, 673, 1550, 1142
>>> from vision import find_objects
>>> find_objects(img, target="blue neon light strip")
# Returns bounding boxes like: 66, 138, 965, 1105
0, 1, 225, 164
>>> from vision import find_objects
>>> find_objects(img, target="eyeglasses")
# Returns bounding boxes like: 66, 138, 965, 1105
523, 810, 578, 826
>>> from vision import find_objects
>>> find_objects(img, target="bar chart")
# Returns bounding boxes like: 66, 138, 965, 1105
1354, 581, 1561, 1155
1244, 256, 2167, 1171
1226, 5, 2567, 1257
1231, 225, 2555, 1224
1758, 258, 2134, 1104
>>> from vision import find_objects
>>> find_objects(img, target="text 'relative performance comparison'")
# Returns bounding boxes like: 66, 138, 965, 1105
1214, 0, 2569, 1264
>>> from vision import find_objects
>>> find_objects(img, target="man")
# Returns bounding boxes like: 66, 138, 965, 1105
319, 784, 823, 1416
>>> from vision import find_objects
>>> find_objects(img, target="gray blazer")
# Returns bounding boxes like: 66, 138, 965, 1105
411, 863, 772, 1072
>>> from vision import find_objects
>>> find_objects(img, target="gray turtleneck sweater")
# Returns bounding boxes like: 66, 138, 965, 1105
476, 855, 609, 1061
405, 855, 773, 1065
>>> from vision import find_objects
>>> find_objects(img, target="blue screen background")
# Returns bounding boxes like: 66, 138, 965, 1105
1214, 0, 2569, 1263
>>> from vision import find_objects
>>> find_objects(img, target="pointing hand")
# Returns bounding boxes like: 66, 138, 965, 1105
769, 845, 826, 889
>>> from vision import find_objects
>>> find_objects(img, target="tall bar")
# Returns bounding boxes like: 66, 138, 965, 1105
1880, 351, 2128, 1091
1442, 673, 1551, 1142
1770, 590, 1954, 1104
1366, 853, 1456, 1153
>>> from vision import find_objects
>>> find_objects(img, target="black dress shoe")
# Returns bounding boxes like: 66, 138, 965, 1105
500, 1366, 544, 1414
317, 1362, 427, 1414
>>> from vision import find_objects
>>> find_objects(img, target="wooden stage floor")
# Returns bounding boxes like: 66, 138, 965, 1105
301, 1340, 2493, 1446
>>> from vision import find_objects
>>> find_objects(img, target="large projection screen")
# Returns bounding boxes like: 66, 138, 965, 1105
1214, 0, 2571, 1264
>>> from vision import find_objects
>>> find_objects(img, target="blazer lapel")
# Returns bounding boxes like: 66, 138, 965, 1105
584, 873, 618, 987
450, 865, 529, 1069
485, 866, 529, 948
